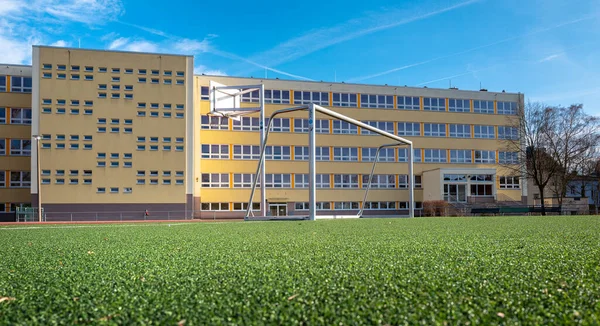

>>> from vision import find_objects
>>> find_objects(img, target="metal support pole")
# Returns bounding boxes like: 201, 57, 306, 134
32, 135, 42, 223
259, 84, 267, 218
308, 104, 317, 221
408, 143, 415, 218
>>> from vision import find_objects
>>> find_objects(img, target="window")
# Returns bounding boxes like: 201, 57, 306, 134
138, 69, 147, 75
42, 108, 52, 114
97, 118, 106, 124
97, 127, 106, 133
293, 119, 330, 133
397, 122, 420, 136
0, 76, 4, 92
449, 124, 471, 138
111, 93, 120, 99
176, 104, 184, 110
500, 176, 520, 189
111, 127, 119, 133
176, 71, 184, 77
123, 187, 132, 194
498, 126, 518, 140
10, 171, 31, 188
294, 146, 309, 161
84, 100, 93, 106
137, 111, 146, 117
138, 78, 147, 83
450, 150, 472, 163
151, 78, 159, 84
70, 143, 79, 150
110, 161, 119, 168
201, 144, 229, 159
200, 86, 210, 100
397, 175, 414, 189
55, 179, 65, 185
233, 174, 259, 188
473, 100, 494, 114
265, 174, 292, 188
150, 145, 158, 151
123, 162, 132, 168
123, 119, 132, 126
265, 118, 291, 132
263, 90, 291, 104
296, 202, 331, 210
150, 179, 158, 185
470, 184, 494, 196
83, 135, 93, 141
331, 93, 357, 107
397, 96, 420, 110
423, 97, 445, 111
57, 108, 66, 114
424, 123, 446, 137
10, 108, 32, 125
332, 120, 358, 134
265, 146, 291, 160
361, 94, 393, 109
85, 75, 93, 81
334, 201, 360, 210
333, 147, 358, 161
362, 148, 395, 162
201, 173, 229, 188
110, 118, 120, 125
70, 109, 79, 115
124, 68, 133, 74
364, 202, 397, 210
11, 76, 32, 93
201, 203, 230, 211
41, 143, 51, 149
474, 125, 495, 139
232, 117, 260, 131
124, 94, 133, 100
497, 101, 517, 115
361, 121, 394, 135
293, 91, 329, 105
84, 144, 92, 150
163, 112, 171, 118
362, 174, 396, 188
43, 72, 52, 79
333, 174, 359, 188
98, 93, 107, 98
111, 68, 120, 74
0, 139, 5, 155
424, 149, 447, 163
112, 76, 120, 82
56, 74, 66, 79
233, 145, 260, 160
109, 187, 119, 194
449, 99, 470, 112
150, 137, 159, 143
474, 150, 496, 163
150, 103, 159, 109
84, 109, 93, 115
293, 174, 330, 188
162, 104, 171, 110
176, 138, 184, 144
136, 179, 145, 185
43, 63, 52, 70
10, 139, 31, 156
201, 115, 229, 130
499, 151, 519, 164
164, 79, 172, 85
97, 161, 106, 167
71, 74, 80, 80
151, 70, 159, 75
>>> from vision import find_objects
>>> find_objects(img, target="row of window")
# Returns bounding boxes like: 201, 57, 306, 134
41, 107, 185, 118
0, 171, 30, 188
199, 86, 518, 115
200, 173, 424, 189
41, 179, 185, 187
136, 111, 185, 118
41, 99, 184, 110
200, 201, 426, 211
137, 103, 185, 110
0, 76, 32, 93
200, 144, 519, 164
0, 139, 31, 156
0, 108, 32, 125
41, 73, 186, 85
200, 116, 518, 139
43, 64, 185, 77
136, 136, 184, 143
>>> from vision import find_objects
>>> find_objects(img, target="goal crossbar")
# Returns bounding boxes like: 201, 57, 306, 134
244, 103, 415, 220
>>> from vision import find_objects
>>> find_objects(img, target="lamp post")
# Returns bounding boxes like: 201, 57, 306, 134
32, 135, 42, 222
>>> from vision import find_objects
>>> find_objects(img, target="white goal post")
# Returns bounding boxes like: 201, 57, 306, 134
208, 82, 415, 221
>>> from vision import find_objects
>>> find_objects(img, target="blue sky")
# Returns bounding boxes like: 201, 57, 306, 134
1, 0, 599, 113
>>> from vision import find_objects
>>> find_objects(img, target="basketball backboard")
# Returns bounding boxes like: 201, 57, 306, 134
208, 81, 262, 121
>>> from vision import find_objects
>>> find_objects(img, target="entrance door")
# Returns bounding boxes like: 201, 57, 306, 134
269, 203, 287, 216
444, 184, 467, 203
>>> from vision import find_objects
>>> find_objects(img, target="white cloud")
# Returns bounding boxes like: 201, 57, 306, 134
174, 38, 211, 53
538, 54, 562, 63
122, 40, 158, 53
108, 37, 129, 49
194, 64, 226, 76
0, 0, 24, 15
50, 39, 69, 47
40, 0, 124, 24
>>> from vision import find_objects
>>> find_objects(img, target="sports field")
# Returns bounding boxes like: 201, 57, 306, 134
1, 216, 599, 324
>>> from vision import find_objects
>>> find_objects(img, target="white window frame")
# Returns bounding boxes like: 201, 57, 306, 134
332, 120, 358, 134
201, 173, 229, 188
233, 145, 260, 160
360, 94, 393, 109
474, 150, 496, 163
361, 121, 394, 135
333, 147, 358, 161
398, 148, 422, 163
449, 99, 470, 112
293, 91, 329, 106
10, 171, 31, 188
10, 76, 32, 93
233, 173, 259, 188
10, 108, 32, 125
362, 174, 396, 188
264, 90, 291, 104
473, 100, 494, 114
265, 174, 292, 188
362, 148, 395, 162
498, 126, 518, 140
332, 93, 357, 107
424, 123, 446, 137
266, 118, 291, 132
499, 151, 519, 164
265, 145, 291, 160
500, 176, 520, 189
232, 117, 260, 131
201, 144, 229, 159
450, 150, 472, 163
397, 122, 420, 136
397, 96, 420, 110
333, 174, 359, 188
294, 119, 330, 133
10, 139, 31, 156
364, 202, 397, 210
201, 115, 229, 130
424, 149, 447, 163
423, 97, 445, 111
474, 125, 495, 139
449, 124, 471, 138
497, 101, 517, 115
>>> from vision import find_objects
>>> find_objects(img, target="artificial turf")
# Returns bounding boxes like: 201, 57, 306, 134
0, 216, 599, 325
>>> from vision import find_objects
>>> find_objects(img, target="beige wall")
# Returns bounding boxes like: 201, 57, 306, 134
32, 46, 192, 204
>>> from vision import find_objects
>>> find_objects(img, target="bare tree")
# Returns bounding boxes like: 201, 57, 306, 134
575, 151, 600, 214
543, 104, 600, 209
502, 102, 560, 215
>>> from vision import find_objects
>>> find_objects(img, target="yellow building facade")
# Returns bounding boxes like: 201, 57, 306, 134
1, 46, 524, 220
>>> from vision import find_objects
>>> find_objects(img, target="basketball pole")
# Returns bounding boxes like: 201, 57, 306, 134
308, 104, 317, 221
259, 84, 267, 217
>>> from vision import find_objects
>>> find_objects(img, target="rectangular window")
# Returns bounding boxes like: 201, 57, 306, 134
497, 101, 517, 115
500, 176, 520, 189
83, 144, 92, 150
84, 100, 93, 106
150, 103, 159, 109
498, 126, 518, 140
470, 184, 494, 196
11, 76, 32, 93
362, 174, 396, 188
498, 151, 519, 164
0, 139, 5, 155
112, 77, 120, 82
138, 69, 147, 75
200, 86, 210, 100
125, 68, 133, 74
85, 66, 93, 72
333, 147, 358, 161
294, 174, 330, 188
397, 96, 420, 110
151, 78, 159, 84
265, 118, 291, 132
42, 108, 52, 114
0, 76, 4, 92
150, 137, 158, 143
70, 65, 80, 71
70, 109, 79, 115
201, 144, 229, 159
200, 203, 230, 211
111, 127, 119, 133
84, 75, 93, 81
333, 174, 359, 188
264, 90, 291, 104
449, 99, 470, 112
201, 173, 229, 188
98, 84, 107, 90
57, 109, 66, 114
362, 148, 395, 162
70, 143, 79, 150
98, 93, 107, 98
424, 149, 447, 163
397, 122, 420, 136
10, 139, 31, 156
361, 121, 394, 135
84, 109, 93, 115
110, 187, 119, 193
364, 202, 397, 210
232, 117, 260, 131
97, 127, 106, 133
474, 125, 495, 139
123, 162, 132, 168
150, 145, 158, 151
474, 150, 496, 163
424, 123, 446, 137
360, 94, 393, 109
201, 115, 229, 130
163, 112, 171, 118
233, 173, 259, 188
83, 135, 93, 141
293, 119, 330, 133
265, 146, 291, 160
10, 108, 32, 125
55, 179, 65, 185
43, 72, 52, 79
71, 74, 80, 80
138, 77, 147, 83
163, 104, 172, 109
176, 104, 184, 110
265, 174, 292, 188
423, 97, 445, 111
97, 161, 106, 167
10, 171, 31, 188
473, 100, 494, 114
110, 161, 118, 168
111, 93, 120, 99
292, 146, 330, 161
43, 63, 52, 69
233, 145, 260, 160
293, 91, 329, 105
450, 150, 472, 163
295, 202, 331, 211
334, 202, 360, 210
332, 120, 358, 134
151, 70, 159, 75
125, 94, 133, 100
112, 68, 120, 74
176, 71, 184, 77
449, 124, 471, 138
331, 92, 357, 107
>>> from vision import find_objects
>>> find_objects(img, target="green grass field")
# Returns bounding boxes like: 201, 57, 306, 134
1, 216, 599, 325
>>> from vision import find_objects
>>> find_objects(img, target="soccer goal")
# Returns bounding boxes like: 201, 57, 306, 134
209, 81, 415, 221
